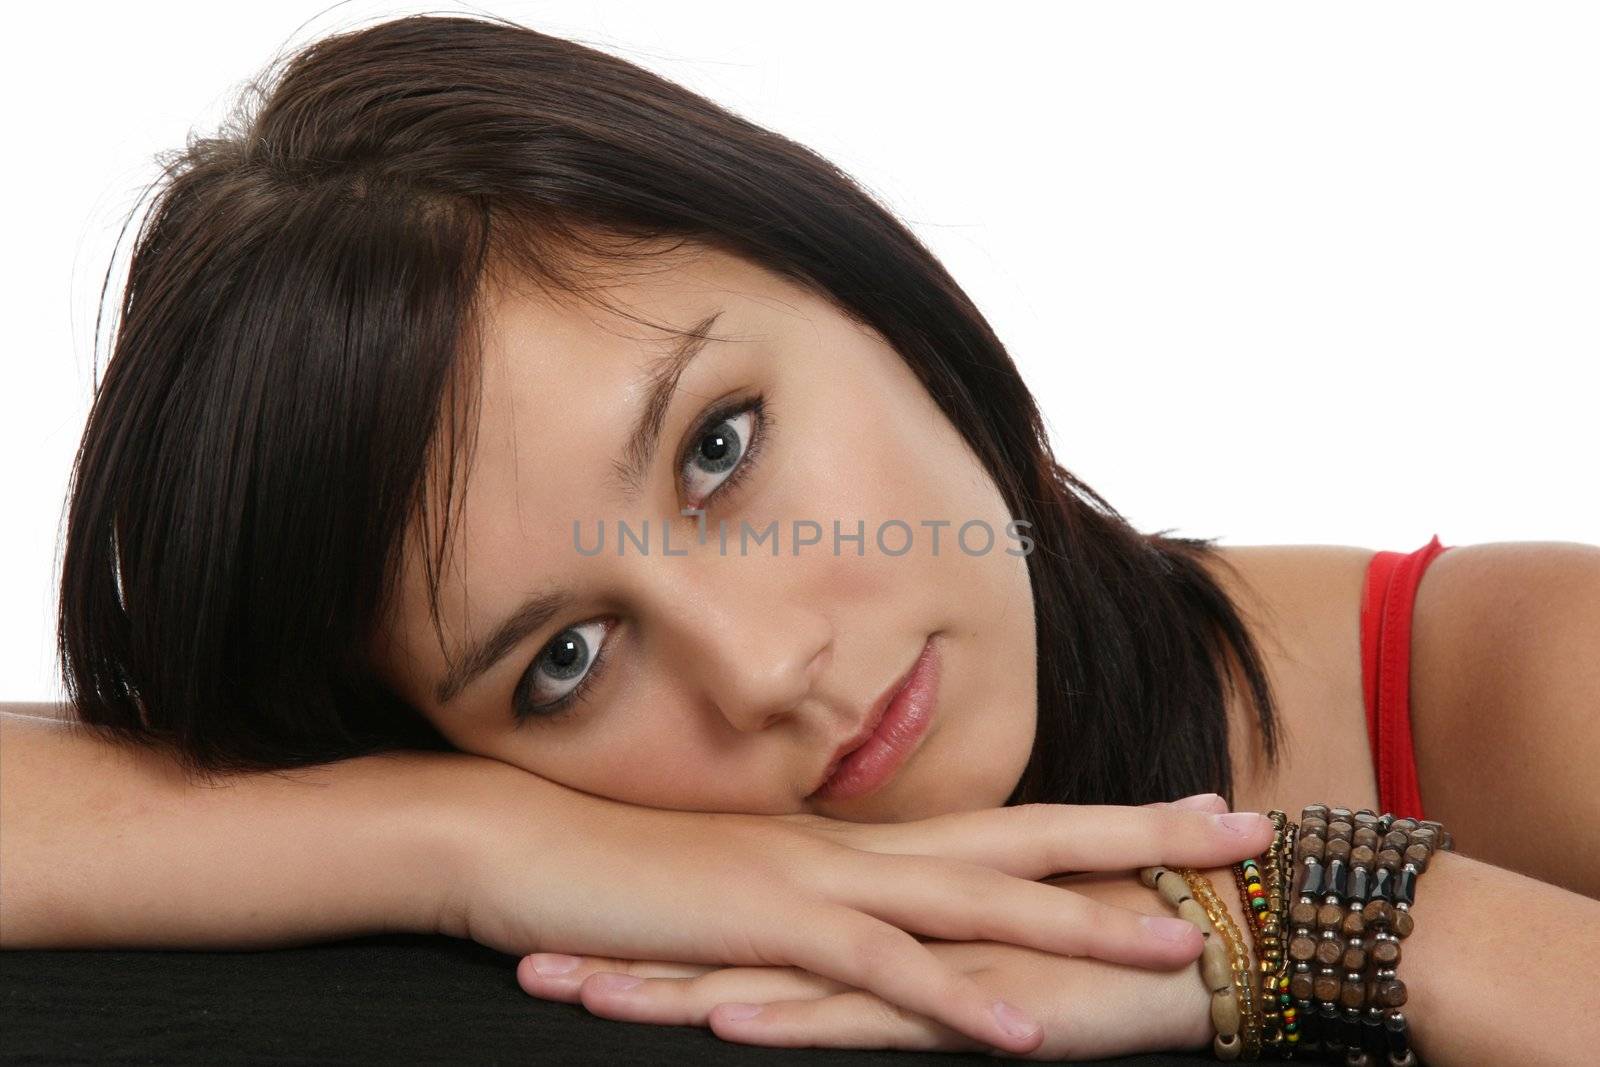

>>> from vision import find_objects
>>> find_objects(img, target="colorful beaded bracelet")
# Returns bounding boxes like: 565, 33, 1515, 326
1234, 812, 1297, 1055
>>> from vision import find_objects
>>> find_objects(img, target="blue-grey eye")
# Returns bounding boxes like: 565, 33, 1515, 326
523, 620, 609, 709
681, 408, 755, 502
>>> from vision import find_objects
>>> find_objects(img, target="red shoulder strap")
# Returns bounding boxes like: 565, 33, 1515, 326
1360, 534, 1452, 819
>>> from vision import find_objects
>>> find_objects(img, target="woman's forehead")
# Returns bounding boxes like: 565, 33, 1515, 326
479, 241, 784, 341
469, 249, 786, 463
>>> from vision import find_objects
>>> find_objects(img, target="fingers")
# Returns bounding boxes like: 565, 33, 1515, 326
815, 849, 1204, 970
527, 958, 849, 1025
517, 953, 719, 1003
1028, 804, 1275, 873
708, 990, 990, 1054
792, 791, 1229, 850
827, 798, 1273, 880
760, 902, 1048, 1055
1150, 792, 1233, 814
517, 954, 991, 1055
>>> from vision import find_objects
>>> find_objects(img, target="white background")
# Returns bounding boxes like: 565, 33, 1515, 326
4, 2, 1596, 701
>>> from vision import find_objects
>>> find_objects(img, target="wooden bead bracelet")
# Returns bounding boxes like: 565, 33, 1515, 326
1185, 868, 1260, 1058
1284, 806, 1452, 1065
1138, 864, 1255, 1059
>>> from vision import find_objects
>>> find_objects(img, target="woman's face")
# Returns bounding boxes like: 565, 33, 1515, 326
373, 244, 1037, 822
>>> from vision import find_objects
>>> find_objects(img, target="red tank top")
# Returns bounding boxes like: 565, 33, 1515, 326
1359, 534, 1453, 820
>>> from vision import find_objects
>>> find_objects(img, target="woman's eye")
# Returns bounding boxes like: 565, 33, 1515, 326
681, 403, 761, 504
511, 397, 769, 725
517, 619, 612, 718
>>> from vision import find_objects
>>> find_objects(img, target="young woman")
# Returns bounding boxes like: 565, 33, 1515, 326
3, 14, 1596, 1063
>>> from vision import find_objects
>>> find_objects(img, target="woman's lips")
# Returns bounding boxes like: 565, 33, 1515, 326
811, 635, 940, 802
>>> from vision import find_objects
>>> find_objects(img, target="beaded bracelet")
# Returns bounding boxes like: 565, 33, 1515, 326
1234, 812, 1297, 1055
1139, 865, 1252, 1059
1281, 806, 1452, 1066
1184, 868, 1261, 1058
1149, 804, 1450, 1064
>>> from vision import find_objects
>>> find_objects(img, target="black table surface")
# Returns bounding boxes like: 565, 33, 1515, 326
1, 933, 1223, 1065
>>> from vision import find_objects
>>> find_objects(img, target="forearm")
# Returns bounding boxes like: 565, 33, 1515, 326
0, 710, 479, 949
1401, 848, 1599, 1063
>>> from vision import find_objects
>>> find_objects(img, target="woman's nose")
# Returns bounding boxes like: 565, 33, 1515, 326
650, 561, 834, 733
697, 596, 833, 732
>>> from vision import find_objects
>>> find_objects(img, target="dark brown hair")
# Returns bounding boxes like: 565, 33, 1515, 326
58, 14, 1282, 802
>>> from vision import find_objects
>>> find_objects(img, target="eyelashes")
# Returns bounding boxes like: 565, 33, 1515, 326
512, 618, 614, 724
678, 394, 768, 509
511, 393, 771, 724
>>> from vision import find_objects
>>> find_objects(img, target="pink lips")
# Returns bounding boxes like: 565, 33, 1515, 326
811, 636, 940, 802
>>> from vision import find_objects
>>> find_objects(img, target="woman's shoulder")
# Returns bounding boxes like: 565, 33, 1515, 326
1201, 544, 1382, 814
1206, 542, 1383, 740
1205, 543, 1379, 646
0, 702, 80, 723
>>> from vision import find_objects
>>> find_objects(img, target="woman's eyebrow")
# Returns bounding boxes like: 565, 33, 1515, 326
609, 308, 726, 505
434, 308, 727, 707
435, 587, 567, 705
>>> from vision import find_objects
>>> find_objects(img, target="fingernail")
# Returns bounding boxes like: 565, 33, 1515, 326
721, 1003, 763, 1021
991, 998, 1041, 1040
1142, 915, 1199, 943
587, 973, 643, 993
1217, 811, 1269, 835
1171, 792, 1225, 811
527, 953, 580, 976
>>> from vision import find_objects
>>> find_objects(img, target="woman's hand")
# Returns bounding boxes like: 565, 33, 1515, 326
513, 860, 1238, 1060
436, 764, 1263, 1056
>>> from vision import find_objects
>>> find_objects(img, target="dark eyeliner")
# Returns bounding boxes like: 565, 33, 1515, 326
510, 393, 771, 724
512, 627, 613, 726
682, 393, 769, 509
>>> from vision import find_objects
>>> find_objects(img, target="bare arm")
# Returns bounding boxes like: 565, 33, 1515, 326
0, 705, 1291, 1056
1398, 848, 1600, 1063
0, 708, 466, 949
1411, 541, 1600, 898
